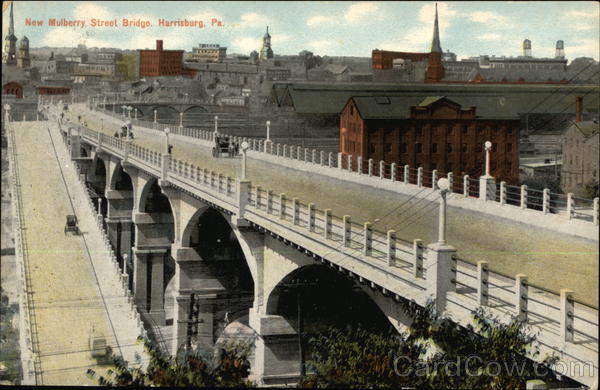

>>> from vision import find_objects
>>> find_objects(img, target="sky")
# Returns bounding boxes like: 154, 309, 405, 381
2, 1, 599, 60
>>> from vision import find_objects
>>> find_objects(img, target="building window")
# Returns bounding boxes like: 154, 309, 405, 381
447, 127, 453, 136
462, 143, 467, 152
431, 143, 438, 153
415, 143, 422, 153
507, 162, 512, 172
507, 128, 513, 135
369, 143, 376, 154
415, 126, 423, 137
446, 143, 453, 153
350, 105, 354, 115
431, 162, 437, 171
492, 144, 497, 152
477, 127, 484, 135
400, 143, 407, 153
462, 125, 468, 134
385, 143, 392, 153
507, 143, 512, 152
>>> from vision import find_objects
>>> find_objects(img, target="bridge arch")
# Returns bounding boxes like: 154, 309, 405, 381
183, 105, 208, 114
109, 161, 134, 191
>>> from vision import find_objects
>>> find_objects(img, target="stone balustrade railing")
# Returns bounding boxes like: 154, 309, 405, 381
5, 121, 40, 385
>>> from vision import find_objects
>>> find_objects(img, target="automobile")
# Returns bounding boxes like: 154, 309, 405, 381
64, 215, 79, 235
89, 326, 109, 361
212, 135, 238, 158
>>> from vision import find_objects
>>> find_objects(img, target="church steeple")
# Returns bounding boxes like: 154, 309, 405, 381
259, 26, 273, 61
8, 2, 15, 36
430, 3, 442, 53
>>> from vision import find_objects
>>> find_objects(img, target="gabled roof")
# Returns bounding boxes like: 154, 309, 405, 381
571, 121, 600, 138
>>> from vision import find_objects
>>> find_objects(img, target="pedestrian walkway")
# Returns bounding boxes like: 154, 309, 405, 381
11, 120, 145, 385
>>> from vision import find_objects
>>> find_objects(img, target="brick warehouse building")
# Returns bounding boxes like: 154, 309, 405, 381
339, 95, 520, 185
138, 40, 184, 77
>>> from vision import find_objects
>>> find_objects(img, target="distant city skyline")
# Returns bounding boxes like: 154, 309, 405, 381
2, 1, 598, 60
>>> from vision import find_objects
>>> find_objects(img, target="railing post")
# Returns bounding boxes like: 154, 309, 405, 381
560, 289, 574, 342
236, 179, 251, 219
463, 174, 469, 197
303, 147, 308, 162
391, 163, 397, 182
292, 198, 299, 225
542, 189, 550, 214
161, 153, 170, 180
594, 197, 599, 226
320, 151, 325, 165
387, 230, 396, 266
267, 190, 273, 214
520, 185, 528, 209
447, 172, 453, 191
417, 167, 423, 187
432, 169, 438, 189
357, 156, 363, 175
283, 144, 288, 158
342, 215, 352, 247
368, 158, 373, 176
379, 161, 385, 179
413, 239, 423, 278
425, 242, 456, 312
515, 274, 528, 321
363, 222, 372, 256
500, 181, 507, 205
328, 152, 333, 168
254, 186, 262, 207
347, 154, 352, 172
311, 149, 316, 164
308, 203, 315, 232
404, 165, 409, 183
477, 261, 489, 306
279, 193, 286, 219
566, 193, 573, 220
337, 153, 342, 169
323, 209, 332, 239
276, 143, 281, 157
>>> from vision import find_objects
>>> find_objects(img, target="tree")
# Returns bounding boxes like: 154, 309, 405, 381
301, 301, 561, 389
87, 336, 254, 387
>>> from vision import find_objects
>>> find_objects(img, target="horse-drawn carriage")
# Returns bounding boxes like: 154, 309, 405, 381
64, 215, 79, 235
212, 135, 238, 158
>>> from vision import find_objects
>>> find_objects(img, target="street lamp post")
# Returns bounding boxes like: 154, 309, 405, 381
134, 108, 138, 120
121, 105, 126, 118
126, 120, 131, 138
241, 141, 249, 180
436, 178, 450, 244
164, 127, 171, 154
484, 140, 492, 177
154, 109, 158, 129
214, 115, 219, 135
266, 120, 271, 143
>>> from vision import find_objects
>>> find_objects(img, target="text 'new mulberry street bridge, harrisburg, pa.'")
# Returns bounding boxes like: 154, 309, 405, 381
5, 96, 599, 387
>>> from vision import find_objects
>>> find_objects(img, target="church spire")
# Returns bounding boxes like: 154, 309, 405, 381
430, 3, 442, 53
9, 2, 15, 36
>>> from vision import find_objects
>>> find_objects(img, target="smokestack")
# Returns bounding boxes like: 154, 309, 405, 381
576, 96, 583, 123
575, 96, 583, 123
156, 40, 163, 51
522, 39, 531, 57
555, 40, 565, 58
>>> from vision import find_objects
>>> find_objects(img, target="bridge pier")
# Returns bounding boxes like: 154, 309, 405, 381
132, 245, 168, 324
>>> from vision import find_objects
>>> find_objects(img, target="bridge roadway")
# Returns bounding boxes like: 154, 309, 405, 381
9, 120, 145, 384
67, 104, 599, 308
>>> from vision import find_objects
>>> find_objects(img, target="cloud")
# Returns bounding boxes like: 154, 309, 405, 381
307, 39, 335, 51
344, 2, 380, 24
40, 28, 113, 48
128, 30, 192, 50
230, 36, 262, 53
478, 33, 502, 41
188, 10, 224, 24
465, 11, 508, 24
306, 15, 336, 27
272, 33, 290, 46
236, 12, 268, 28
72, 2, 113, 21
565, 10, 598, 19
566, 38, 600, 60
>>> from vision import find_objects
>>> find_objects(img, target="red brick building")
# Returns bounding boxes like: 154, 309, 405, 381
339, 96, 520, 184
37, 86, 70, 95
2, 81, 23, 98
138, 40, 184, 77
